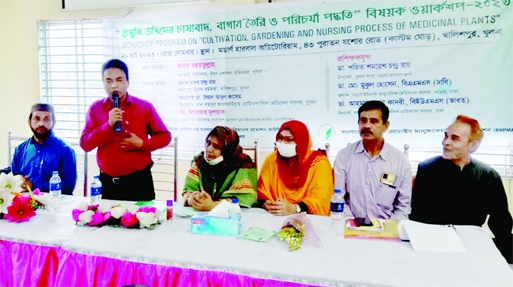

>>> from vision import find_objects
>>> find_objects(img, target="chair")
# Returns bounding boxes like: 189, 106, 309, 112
317, 148, 328, 157
7, 130, 25, 167
151, 137, 179, 201
68, 141, 88, 197
242, 139, 259, 175
324, 143, 330, 158
404, 144, 410, 158
8, 130, 89, 196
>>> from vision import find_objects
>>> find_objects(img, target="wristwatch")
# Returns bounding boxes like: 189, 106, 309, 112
296, 204, 301, 213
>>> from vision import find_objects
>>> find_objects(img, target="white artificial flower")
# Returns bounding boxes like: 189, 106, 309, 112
136, 212, 158, 228
98, 202, 113, 213
78, 210, 94, 224
127, 204, 140, 214
34, 193, 58, 210
0, 190, 15, 214
76, 201, 89, 211
155, 208, 164, 223
0, 173, 23, 193
110, 205, 127, 219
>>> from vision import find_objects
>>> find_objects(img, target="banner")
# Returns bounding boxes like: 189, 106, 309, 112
103, 0, 513, 149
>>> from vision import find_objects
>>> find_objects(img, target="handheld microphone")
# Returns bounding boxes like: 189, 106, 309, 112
112, 92, 122, 132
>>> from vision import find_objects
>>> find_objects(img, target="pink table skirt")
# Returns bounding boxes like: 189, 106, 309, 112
1, 240, 320, 287
0, 240, 61, 287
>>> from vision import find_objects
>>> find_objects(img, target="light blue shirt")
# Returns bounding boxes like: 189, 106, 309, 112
11, 132, 77, 195
334, 141, 412, 220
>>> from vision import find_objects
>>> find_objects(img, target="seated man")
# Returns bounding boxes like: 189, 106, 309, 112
11, 103, 77, 195
258, 120, 333, 216
183, 126, 257, 210
334, 100, 412, 220
410, 115, 512, 263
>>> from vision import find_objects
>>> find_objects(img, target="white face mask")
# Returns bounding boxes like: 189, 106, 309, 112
204, 153, 224, 165
276, 142, 297, 158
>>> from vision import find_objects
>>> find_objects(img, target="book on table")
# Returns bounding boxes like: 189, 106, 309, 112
344, 218, 400, 241
345, 217, 384, 232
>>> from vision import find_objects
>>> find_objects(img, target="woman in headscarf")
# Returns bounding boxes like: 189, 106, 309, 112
183, 126, 257, 211
257, 120, 333, 216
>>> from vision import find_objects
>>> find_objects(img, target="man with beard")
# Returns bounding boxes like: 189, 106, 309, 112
334, 101, 412, 220
11, 103, 77, 195
410, 115, 512, 263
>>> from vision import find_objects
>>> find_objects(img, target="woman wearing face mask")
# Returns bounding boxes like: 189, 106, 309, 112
257, 120, 333, 216
182, 126, 257, 211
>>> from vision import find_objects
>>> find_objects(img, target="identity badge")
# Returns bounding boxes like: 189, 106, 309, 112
380, 172, 396, 187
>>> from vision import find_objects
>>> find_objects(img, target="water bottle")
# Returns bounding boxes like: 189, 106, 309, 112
229, 198, 242, 220
49, 171, 62, 198
90, 175, 102, 204
330, 189, 345, 235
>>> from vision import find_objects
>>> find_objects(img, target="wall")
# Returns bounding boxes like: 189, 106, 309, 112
0, 0, 260, 197
0, 0, 266, 167
0, 0, 512, 216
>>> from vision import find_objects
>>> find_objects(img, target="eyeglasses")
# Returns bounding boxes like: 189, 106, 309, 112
277, 135, 295, 143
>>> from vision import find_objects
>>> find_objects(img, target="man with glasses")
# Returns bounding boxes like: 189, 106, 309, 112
410, 115, 512, 263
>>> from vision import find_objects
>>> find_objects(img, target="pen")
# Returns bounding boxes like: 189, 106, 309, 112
442, 224, 456, 232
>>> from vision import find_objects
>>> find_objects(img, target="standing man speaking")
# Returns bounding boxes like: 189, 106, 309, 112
80, 59, 171, 201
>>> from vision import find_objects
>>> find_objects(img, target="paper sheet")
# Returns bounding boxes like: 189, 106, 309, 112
404, 223, 466, 253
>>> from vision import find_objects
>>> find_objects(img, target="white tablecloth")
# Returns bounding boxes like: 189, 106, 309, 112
61, 208, 513, 287
0, 196, 95, 245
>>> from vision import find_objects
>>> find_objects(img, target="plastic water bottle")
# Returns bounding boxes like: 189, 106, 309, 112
49, 171, 62, 198
229, 198, 242, 220
330, 189, 345, 235
90, 175, 102, 204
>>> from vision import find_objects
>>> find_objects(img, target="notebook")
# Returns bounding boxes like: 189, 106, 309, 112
345, 218, 385, 232
237, 227, 276, 242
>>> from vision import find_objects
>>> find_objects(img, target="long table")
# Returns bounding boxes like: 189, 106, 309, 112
1, 199, 513, 287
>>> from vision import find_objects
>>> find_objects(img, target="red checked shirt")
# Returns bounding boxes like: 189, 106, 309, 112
80, 94, 171, 177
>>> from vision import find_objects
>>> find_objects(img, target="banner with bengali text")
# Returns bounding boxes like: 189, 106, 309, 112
103, 0, 513, 150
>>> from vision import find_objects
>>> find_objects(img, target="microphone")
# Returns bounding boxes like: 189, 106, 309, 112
112, 92, 122, 132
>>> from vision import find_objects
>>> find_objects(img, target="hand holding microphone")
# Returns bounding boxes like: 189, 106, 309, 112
108, 92, 122, 132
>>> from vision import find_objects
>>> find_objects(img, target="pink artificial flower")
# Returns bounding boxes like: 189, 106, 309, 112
120, 212, 138, 227
5, 198, 36, 222
87, 204, 99, 211
32, 188, 43, 195
72, 209, 83, 222
88, 211, 104, 226
103, 212, 112, 222
13, 194, 32, 204
139, 206, 157, 213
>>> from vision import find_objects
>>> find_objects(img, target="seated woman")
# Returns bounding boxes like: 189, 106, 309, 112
258, 120, 333, 216
183, 126, 257, 211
